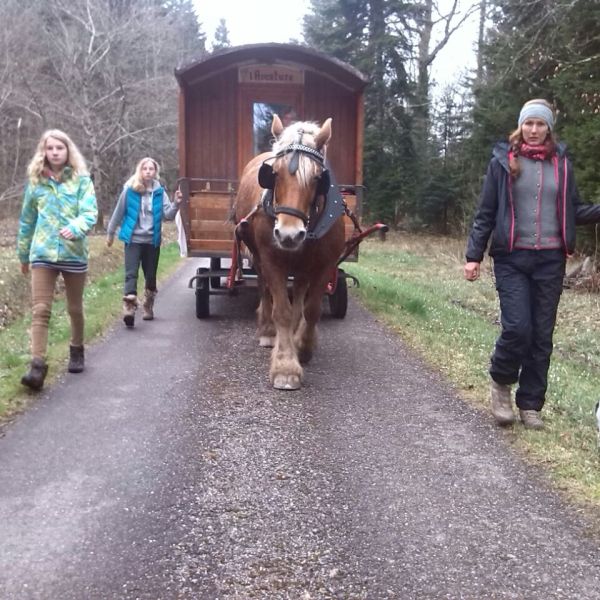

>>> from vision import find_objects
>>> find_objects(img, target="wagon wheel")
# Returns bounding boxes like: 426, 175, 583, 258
210, 257, 221, 289
328, 268, 348, 319
195, 267, 210, 319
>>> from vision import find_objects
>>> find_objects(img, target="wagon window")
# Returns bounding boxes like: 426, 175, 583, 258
253, 102, 297, 154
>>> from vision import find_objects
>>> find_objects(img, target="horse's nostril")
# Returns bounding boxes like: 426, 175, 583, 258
295, 230, 306, 244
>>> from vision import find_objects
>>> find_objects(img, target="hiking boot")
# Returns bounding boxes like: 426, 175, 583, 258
142, 289, 157, 321
122, 294, 138, 328
519, 409, 544, 430
21, 358, 48, 391
68, 345, 85, 373
490, 380, 515, 425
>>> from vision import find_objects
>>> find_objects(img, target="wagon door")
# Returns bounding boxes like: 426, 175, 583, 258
238, 64, 304, 174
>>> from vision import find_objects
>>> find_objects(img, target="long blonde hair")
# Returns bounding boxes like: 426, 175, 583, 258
126, 157, 161, 193
508, 99, 557, 178
26, 129, 89, 185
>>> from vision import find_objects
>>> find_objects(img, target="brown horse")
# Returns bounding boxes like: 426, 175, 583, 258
234, 115, 346, 390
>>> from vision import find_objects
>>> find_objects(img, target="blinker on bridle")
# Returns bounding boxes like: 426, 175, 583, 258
258, 129, 330, 226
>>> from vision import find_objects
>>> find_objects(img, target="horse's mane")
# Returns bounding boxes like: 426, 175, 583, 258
271, 120, 324, 189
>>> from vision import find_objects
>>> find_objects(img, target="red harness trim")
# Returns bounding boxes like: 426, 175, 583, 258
227, 205, 260, 289
337, 223, 388, 266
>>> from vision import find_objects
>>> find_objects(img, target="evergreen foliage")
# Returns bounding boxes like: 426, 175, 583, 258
303, 0, 599, 235
304, 0, 419, 227
212, 18, 232, 51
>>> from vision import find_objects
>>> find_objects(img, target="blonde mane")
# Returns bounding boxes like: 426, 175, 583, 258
271, 120, 324, 189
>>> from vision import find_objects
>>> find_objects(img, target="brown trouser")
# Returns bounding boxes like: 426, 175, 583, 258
30, 267, 87, 359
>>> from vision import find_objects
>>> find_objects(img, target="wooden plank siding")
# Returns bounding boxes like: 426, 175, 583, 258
188, 191, 235, 254
184, 70, 239, 181
304, 71, 358, 187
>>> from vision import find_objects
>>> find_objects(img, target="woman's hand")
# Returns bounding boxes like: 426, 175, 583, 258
106, 236, 114, 248
60, 226, 75, 240
464, 261, 480, 281
174, 189, 183, 204
20, 263, 29, 275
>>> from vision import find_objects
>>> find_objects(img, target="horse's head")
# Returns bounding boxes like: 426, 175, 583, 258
260, 115, 332, 251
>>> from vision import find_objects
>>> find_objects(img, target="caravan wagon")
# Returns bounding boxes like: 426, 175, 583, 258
174, 43, 385, 318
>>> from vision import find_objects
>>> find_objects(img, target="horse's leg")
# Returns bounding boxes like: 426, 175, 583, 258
269, 274, 303, 390
291, 278, 308, 333
295, 272, 330, 364
257, 286, 275, 347
291, 279, 313, 363
252, 265, 275, 347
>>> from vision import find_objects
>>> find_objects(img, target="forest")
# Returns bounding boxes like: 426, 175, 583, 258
0, 0, 598, 239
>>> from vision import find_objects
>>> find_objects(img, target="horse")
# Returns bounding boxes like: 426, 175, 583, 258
234, 115, 346, 390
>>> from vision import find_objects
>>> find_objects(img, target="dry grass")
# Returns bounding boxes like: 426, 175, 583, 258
0, 219, 179, 329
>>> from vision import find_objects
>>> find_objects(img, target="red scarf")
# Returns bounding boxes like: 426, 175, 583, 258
517, 141, 555, 161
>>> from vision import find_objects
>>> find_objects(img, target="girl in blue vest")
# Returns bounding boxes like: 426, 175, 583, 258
107, 157, 181, 327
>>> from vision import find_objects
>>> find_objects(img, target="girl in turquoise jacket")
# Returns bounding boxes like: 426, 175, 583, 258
17, 129, 98, 390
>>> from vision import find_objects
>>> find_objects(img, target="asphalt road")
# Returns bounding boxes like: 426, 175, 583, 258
0, 260, 599, 600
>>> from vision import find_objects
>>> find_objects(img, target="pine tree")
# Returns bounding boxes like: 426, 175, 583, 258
212, 18, 231, 51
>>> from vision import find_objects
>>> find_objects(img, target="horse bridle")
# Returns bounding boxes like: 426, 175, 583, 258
258, 133, 330, 227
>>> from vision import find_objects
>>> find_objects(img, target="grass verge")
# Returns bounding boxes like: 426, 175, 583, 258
345, 234, 600, 513
0, 238, 182, 421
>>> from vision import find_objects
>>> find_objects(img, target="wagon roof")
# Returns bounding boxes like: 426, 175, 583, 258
175, 43, 369, 91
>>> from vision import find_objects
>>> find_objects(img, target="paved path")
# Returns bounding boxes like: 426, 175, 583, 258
0, 260, 599, 599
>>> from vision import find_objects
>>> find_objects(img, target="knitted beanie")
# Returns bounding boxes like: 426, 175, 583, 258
518, 101, 555, 130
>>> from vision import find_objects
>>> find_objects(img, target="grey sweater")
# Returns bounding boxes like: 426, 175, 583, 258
513, 157, 561, 250
107, 179, 179, 244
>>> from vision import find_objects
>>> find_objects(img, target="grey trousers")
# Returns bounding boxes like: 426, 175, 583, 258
124, 242, 160, 295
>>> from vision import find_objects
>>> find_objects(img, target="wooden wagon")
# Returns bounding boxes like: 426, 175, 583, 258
175, 43, 384, 318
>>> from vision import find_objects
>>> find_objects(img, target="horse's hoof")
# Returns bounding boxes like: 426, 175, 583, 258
273, 374, 301, 390
259, 336, 275, 348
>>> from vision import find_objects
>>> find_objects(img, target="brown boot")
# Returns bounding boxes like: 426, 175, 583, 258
68, 345, 85, 373
142, 289, 157, 320
122, 294, 138, 328
21, 358, 48, 391
519, 409, 544, 430
490, 380, 515, 425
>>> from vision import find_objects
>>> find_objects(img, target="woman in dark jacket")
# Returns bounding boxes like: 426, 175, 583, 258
464, 99, 600, 429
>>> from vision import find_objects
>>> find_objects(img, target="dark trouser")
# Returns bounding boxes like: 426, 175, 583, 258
490, 249, 565, 412
124, 242, 160, 296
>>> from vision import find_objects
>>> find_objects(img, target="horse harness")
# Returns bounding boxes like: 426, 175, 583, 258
257, 134, 345, 240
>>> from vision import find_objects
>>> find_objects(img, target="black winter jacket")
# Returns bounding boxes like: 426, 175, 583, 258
466, 141, 600, 262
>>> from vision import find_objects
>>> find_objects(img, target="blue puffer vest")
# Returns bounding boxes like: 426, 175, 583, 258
118, 187, 164, 247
